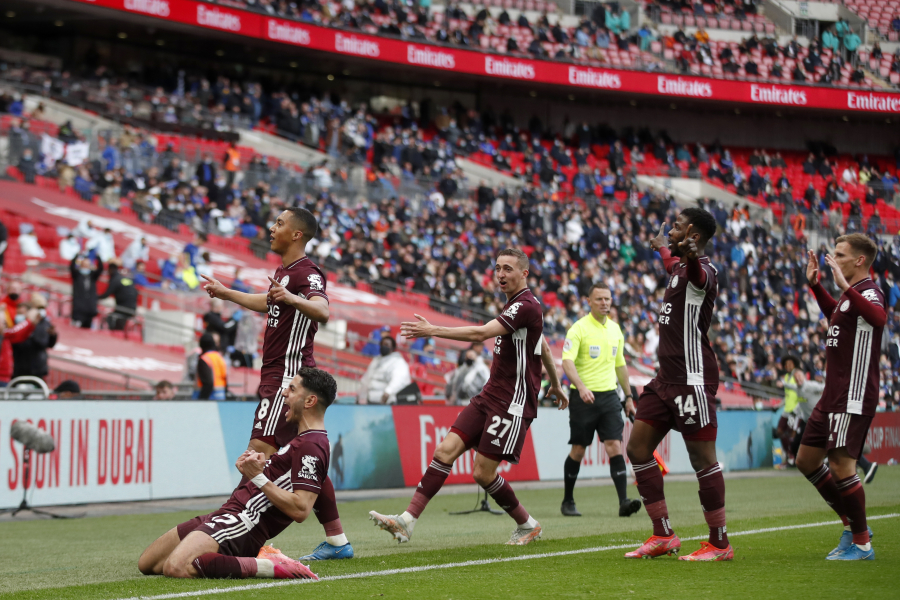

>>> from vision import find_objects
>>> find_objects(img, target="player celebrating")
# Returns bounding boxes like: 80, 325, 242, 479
796, 234, 884, 561
625, 208, 734, 561
369, 248, 568, 545
201, 207, 352, 561
137, 368, 336, 580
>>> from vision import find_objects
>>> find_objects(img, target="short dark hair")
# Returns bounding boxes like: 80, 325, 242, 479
836, 233, 877, 268
497, 248, 529, 270
297, 367, 337, 409
680, 207, 718, 244
199, 333, 217, 353
155, 380, 174, 391
587, 282, 611, 296
381, 335, 397, 350
54, 380, 81, 395
285, 207, 319, 240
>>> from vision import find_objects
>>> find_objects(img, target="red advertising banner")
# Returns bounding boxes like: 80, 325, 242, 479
866, 412, 900, 463
68, 0, 900, 114
391, 406, 539, 487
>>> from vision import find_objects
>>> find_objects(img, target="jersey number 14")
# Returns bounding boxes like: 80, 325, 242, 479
673, 395, 698, 417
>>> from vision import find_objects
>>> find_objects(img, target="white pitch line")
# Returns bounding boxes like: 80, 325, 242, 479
116, 513, 899, 600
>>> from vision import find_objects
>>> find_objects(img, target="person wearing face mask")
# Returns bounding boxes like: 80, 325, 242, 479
3, 280, 23, 325
12, 294, 57, 380
100, 260, 139, 330
445, 345, 490, 405
357, 336, 412, 404
70, 254, 103, 328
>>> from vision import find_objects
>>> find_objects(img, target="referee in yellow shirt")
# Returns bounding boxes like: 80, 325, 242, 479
560, 283, 641, 518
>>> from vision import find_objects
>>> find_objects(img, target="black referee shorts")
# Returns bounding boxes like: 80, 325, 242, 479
568, 388, 625, 446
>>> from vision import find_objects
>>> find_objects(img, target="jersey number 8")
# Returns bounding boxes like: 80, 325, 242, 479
257, 398, 271, 420
673, 395, 698, 417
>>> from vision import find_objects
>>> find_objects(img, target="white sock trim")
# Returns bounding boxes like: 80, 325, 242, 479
856, 542, 872, 551
255, 558, 275, 578
521, 516, 539, 529
400, 511, 417, 532
326, 534, 349, 546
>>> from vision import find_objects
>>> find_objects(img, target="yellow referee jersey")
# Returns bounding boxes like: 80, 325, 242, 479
562, 314, 626, 392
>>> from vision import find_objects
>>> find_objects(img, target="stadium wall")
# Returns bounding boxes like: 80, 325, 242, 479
3, 403, 896, 508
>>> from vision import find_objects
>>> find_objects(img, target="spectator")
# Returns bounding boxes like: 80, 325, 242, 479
358, 335, 412, 403
194, 333, 227, 400
154, 380, 176, 400
99, 260, 139, 330
17, 224, 45, 258
12, 293, 58, 380
59, 232, 81, 261
121, 237, 150, 271
0, 305, 40, 387
445, 345, 490, 404
54, 380, 82, 399
70, 254, 103, 328
843, 30, 861, 63
18, 148, 36, 184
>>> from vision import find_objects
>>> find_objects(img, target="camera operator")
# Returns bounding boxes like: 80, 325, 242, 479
12, 293, 58, 380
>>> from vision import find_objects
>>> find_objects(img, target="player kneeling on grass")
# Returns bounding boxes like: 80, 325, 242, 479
137, 368, 337, 580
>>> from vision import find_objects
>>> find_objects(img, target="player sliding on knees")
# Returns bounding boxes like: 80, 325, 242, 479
795, 236, 884, 561
369, 248, 568, 546
201, 207, 353, 562
137, 368, 337, 580
625, 209, 734, 562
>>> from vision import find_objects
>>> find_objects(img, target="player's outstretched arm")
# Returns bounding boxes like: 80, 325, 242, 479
201, 275, 268, 313
267, 277, 329, 324
400, 314, 508, 343
542, 337, 568, 410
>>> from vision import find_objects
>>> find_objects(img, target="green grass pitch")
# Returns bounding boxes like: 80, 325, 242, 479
1, 468, 898, 600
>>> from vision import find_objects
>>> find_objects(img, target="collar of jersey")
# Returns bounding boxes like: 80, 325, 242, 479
284, 256, 310, 270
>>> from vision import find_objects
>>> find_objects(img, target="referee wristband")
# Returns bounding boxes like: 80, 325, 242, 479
250, 473, 270, 489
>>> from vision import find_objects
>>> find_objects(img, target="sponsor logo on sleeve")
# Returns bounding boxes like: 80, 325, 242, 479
307, 273, 324, 290
861, 289, 880, 303
485, 56, 535, 79
197, 5, 242, 31
407, 45, 455, 69
267, 19, 311, 45
297, 455, 319, 480
563, 338, 572, 352
502, 302, 523, 318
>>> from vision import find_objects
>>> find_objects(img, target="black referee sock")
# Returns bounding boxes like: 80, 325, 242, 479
610, 455, 629, 504
563, 456, 581, 502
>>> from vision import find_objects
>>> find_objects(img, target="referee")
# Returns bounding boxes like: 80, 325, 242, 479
560, 283, 641, 518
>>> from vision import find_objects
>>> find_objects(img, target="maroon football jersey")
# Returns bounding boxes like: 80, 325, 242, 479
477, 288, 544, 422
819, 278, 885, 417
219, 429, 330, 543
261, 256, 328, 387
655, 257, 719, 386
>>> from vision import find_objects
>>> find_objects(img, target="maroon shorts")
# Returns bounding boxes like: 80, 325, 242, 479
176, 508, 266, 557
800, 406, 872, 459
635, 379, 718, 440
249, 384, 294, 449
450, 396, 533, 465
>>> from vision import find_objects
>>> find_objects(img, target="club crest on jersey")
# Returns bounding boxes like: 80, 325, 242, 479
840, 300, 850, 312
280, 276, 290, 287
670, 275, 679, 289
861, 289, 879, 302
502, 302, 522, 319
297, 455, 318, 480
308, 273, 324, 290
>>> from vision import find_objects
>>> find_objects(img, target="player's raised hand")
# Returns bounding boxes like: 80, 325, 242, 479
649, 222, 667, 252
824, 254, 850, 291
400, 314, 432, 339
267, 276, 297, 305
677, 224, 699, 259
201, 274, 226, 299
806, 250, 819, 286
548, 383, 569, 410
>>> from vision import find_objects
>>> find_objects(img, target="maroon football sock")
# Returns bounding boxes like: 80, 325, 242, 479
836, 474, 869, 544
192, 553, 257, 579
634, 458, 672, 537
805, 464, 848, 523
696, 463, 728, 549
407, 457, 452, 518
484, 475, 530, 525
313, 476, 341, 525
